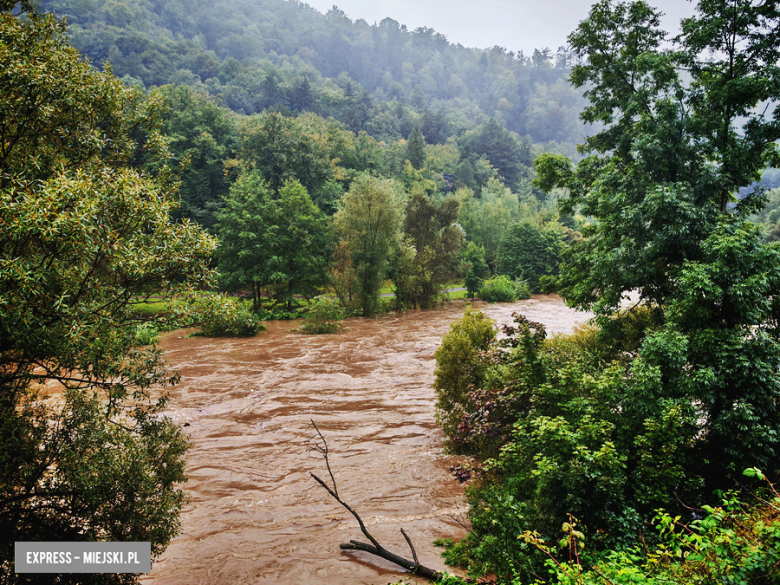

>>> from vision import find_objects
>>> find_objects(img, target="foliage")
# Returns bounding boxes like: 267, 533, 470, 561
196, 300, 265, 337
38, 0, 591, 148
460, 241, 490, 299
134, 323, 160, 346
405, 124, 426, 170
522, 476, 780, 585
217, 174, 328, 310
331, 173, 404, 317
478, 275, 531, 303
297, 296, 344, 334
392, 191, 464, 310
433, 306, 496, 437
0, 4, 227, 580
497, 221, 564, 293
158, 84, 237, 230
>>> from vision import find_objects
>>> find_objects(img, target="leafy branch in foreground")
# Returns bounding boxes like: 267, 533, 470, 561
0, 3, 230, 582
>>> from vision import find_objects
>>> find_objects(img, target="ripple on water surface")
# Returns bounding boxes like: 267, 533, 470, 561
142, 295, 590, 585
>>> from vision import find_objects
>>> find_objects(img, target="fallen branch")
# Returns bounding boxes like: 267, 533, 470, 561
309, 420, 444, 581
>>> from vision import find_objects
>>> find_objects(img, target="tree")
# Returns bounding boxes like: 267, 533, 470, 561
405, 124, 426, 170
496, 221, 563, 292
269, 180, 329, 309
159, 85, 237, 231
393, 191, 463, 309
460, 241, 489, 299
460, 119, 532, 189
534, 0, 780, 503
238, 111, 332, 194
0, 4, 224, 580
217, 175, 327, 310
216, 171, 276, 310
331, 174, 403, 317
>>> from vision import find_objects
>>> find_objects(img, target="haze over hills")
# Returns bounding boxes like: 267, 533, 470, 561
39, 0, 591, 148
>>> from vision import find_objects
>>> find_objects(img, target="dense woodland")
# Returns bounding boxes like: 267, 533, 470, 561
3, 0, 780, 584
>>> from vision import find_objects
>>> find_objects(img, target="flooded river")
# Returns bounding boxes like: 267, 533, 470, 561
143, 296, 589, 585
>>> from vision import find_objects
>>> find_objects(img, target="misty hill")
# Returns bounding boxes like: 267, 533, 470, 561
39, 0, 590, 148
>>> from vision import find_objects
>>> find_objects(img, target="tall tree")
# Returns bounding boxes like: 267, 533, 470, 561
269, 180, 328, 309
496, 221, 563, 292
535, 0, 780, 492
217, 174, 327, 310
393, 191, 463, 309
0, 3, 224, 577
405, 124, 426, 170
331, 174, 403, 316
216, 171, 276, 310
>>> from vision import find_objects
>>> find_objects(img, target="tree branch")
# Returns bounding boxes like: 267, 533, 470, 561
309, 421, 444, 581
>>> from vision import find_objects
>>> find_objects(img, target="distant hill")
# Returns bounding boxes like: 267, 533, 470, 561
39, 0, 591, 147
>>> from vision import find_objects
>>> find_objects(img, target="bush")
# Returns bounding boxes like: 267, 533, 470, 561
197, 301, 266, 337
254, 306, 302, 321
297, 296, 344, 334
133, 322, 159, 346
433, 306, 496, 438
478, 275, 530, 302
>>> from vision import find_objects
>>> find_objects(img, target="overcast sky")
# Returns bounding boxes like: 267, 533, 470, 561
301, 0, 698, 55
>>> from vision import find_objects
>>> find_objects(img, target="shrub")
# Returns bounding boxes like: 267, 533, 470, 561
297, 296, 344, 334
478, 275, 530, 302
198, 301, 266, 337
133, 322, 159, 346
433, 306, 496, 437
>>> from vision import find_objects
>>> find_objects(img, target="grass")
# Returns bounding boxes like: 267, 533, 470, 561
444, 289, 469, 300
130, 300, 170, 316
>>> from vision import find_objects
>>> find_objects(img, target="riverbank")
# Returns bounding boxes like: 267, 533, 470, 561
142, 295, 590, 585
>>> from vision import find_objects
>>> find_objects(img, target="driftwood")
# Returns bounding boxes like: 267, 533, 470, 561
309, 420, 444, 582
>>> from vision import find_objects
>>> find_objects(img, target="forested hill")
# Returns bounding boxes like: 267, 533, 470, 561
38, 0, 589, 148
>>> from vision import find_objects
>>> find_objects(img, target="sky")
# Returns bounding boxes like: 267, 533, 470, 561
300, 0, 698, 55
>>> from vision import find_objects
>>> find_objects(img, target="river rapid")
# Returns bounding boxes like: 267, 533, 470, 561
142, 295, 590, 585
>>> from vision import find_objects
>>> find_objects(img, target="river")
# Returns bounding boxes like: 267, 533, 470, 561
142, 295, 590, 585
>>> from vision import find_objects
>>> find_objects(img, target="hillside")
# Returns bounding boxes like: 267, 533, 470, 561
39, 0, 590, 147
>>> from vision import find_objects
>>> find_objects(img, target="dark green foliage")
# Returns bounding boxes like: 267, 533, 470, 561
496, 221, 563, 292
238, 111, 333, 195
437, 1, 780, 578
477, 275, 530, 302
459, 119, 532, 190
392, 191, 463, 310
159, 84, 237, 230
217, 175, 328, 310
0, 5, 225, 580
460, 242, 489, 299
405, 125, 426, 170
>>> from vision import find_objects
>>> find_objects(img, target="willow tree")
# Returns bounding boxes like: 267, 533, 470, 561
0, 3, 225, 580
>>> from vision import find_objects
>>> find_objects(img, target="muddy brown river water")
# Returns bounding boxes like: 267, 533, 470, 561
143, 296, 589, 585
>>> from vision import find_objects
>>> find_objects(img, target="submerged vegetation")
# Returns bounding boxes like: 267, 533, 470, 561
3, 0, 780, 582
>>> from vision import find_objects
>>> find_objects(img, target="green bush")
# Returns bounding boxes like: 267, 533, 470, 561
478, 275, 530, 302
433, 306, 496, 437
254, 306, 302, 321
197, 301, 266, 337
297, 296, 344, 334
133, 322, 159, 346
